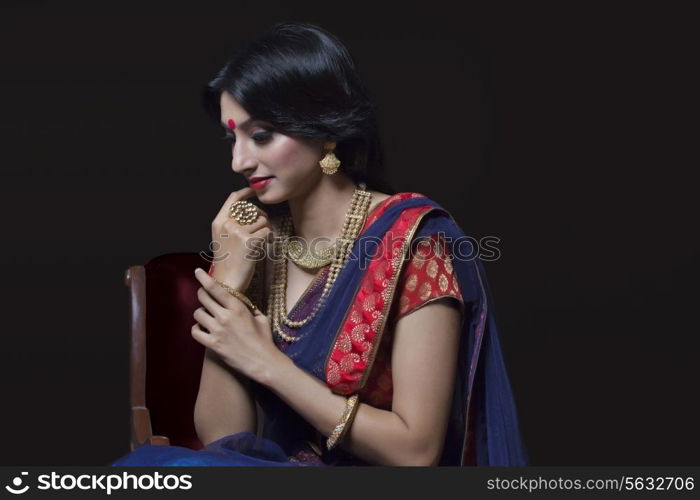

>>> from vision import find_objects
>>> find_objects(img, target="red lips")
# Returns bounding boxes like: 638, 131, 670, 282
248, 176, 274, 189
249, 176, 273, 183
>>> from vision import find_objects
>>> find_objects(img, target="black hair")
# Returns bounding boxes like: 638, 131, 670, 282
201, 22, 395, 195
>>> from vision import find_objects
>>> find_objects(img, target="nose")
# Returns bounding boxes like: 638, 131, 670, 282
230, 139, 257, 176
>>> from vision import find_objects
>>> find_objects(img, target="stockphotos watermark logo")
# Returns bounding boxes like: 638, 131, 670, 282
5, 472, 29, 495
4, 471, 192, 495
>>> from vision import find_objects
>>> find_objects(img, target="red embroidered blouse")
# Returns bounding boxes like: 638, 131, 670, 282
356, 193, 465, 410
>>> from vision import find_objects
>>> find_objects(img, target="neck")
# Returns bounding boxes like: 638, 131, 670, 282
287, 173, 362, 244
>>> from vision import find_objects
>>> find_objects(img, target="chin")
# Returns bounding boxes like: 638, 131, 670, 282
254, 188, 287, 206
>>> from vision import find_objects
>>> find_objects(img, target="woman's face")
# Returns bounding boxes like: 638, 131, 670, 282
219, 91, 325, 204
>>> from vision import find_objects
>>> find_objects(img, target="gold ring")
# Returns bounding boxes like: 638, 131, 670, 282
229, 201, 260, 225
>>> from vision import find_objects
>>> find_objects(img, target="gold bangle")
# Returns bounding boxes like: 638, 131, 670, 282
213, 278, 258, 314
326, 394, 360, 451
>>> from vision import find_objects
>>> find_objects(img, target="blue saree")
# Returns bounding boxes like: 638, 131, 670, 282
111, 193, 527, 466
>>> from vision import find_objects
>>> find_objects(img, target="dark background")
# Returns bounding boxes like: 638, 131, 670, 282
1, 1, 697, 465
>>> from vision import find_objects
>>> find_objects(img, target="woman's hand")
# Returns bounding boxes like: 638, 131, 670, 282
210, 187, 272, 292
191, 267, 282, 383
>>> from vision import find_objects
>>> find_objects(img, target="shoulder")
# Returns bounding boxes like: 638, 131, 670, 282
364, 190, 437, 228
367, 190, 391, 208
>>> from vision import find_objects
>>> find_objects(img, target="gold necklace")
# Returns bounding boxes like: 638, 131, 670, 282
269, 183, 372, 343
286, 237, 339, 270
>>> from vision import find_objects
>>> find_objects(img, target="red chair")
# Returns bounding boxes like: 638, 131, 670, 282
124, 253, 212, 451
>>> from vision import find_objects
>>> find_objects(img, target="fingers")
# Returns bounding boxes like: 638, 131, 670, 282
192, 305, 216, 333
196, 285, 226, 318
214, 218, 270, 262
191, 322, 213, 348
216, 208, 272, 261
251, 201, 270, 220
194, 267, 236, 309
194, 267, 252, 315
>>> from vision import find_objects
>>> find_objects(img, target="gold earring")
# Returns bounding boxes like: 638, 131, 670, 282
320, 143, 341, 175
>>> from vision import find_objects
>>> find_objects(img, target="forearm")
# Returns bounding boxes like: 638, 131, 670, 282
194, 347, 257, 445
258, 353, 437, 466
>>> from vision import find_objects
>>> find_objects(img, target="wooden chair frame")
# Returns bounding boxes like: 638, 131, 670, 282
124, 265, 170, 450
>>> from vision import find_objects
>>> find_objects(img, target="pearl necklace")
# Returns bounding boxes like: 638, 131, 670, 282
269, 183, 372, 343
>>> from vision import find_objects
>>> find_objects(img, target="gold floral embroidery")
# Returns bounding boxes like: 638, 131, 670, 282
374, 260, 389, 281
419, 281, 432, 301
338, 332, 352, 353
360, 349, 371, 363
438, 273, 449, 292
351, 323, 369, 343
399, 295, 410, 313
444, 256, 453, 273
350, 309, 362, 324
327, 360, 341, 385
339, 353, 355, 373
405, 273, 418, 292
363, 294, 376, 311
426, 259, 438, 279
413, 259, 425, 270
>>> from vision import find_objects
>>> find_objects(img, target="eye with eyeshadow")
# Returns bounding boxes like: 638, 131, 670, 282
220, 129, 273, 145
251, 129, 273, 144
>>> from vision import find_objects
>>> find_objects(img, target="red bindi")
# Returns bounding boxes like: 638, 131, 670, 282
227, 118, 236, 130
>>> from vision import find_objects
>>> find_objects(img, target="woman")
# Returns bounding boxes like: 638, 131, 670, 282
111, 22, 526, 466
